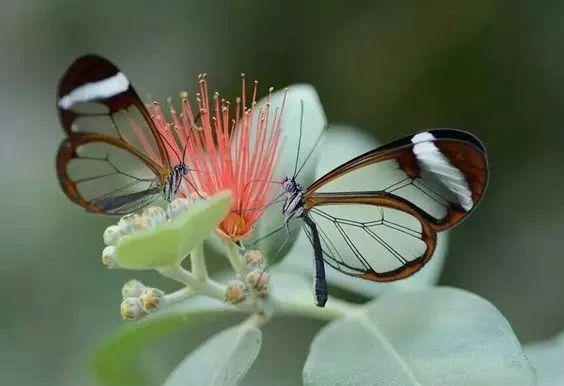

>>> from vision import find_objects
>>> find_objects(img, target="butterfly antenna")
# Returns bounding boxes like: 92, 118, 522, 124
292, 99, 305, 178
243, 179, 282, 195
181, 140, 189, 165
182, 175, 206, 200
242, 196, 285, 215
295, 124, 327, 178
152, 116, 182, 164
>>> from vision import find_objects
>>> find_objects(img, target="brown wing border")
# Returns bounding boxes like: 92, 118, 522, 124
304, 192, 437, 282
305, 131, 488, 231
57, 54, 171, 169
56, 132, 168, 213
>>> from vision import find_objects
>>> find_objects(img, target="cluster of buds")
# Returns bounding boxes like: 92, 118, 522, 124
101, 199, 192, 269
119, 279, 166, 321
224, 249, 270, 304
100, 199, 196, 321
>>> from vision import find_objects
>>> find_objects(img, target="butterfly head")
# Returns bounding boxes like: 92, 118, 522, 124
174, 163, 190, 176
282, 176, 301, 194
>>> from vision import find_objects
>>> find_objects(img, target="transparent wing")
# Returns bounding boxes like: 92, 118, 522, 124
55, 55, 180, 214
57, 133, 165, 214
57, 54, 175, 170
303, 195, 436, 281
306, 129, 488, 231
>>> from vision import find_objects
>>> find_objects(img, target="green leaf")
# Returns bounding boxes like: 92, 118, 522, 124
268, 269, 315, 305
525, 331, 564, 386
250, 84, 327, 260
92, 297, 238, 386
303, 287, 535, 386
116, 191, 232, 269
163, 321, 262, 386
280, 126, 447, 296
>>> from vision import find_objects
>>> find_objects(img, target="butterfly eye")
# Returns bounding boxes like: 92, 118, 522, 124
282, 181, 290, 192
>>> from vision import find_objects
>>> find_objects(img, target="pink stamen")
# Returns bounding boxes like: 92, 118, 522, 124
127, 75, 283, 240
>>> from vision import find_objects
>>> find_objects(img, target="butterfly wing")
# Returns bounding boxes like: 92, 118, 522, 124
56, 55, 172, 214
57, 132, 165, 214
303, 129, 488, 281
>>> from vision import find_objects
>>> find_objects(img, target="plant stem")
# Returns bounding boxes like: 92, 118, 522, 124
190, 243, 208, 280
223, 239, 245, 276
269, 296, 359, 321
158, 241, 357, 323
161, 263, 357, 321
241, 312, 269, 328
164, 287, 197, 306
161, 265, 226, 300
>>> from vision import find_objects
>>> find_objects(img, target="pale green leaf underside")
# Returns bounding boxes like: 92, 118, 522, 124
304, 287, 535, 386
280, 126, 448, 296
116, 191, 232, 269
525, 331, 564, 386
163, 322, 262, 386
92, 298, 238, 386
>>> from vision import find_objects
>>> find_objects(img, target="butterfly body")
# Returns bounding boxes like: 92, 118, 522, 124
281, 176, 305, 232
164, 163, 190, 202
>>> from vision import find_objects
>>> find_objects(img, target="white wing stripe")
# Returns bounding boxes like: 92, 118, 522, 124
58, 72, 130, 109
411, 132, 474, 211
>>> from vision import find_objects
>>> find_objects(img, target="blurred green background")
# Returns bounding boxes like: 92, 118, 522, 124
2, 1, 564, 385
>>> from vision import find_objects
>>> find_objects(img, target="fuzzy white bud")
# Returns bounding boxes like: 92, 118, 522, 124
117, 214, 139, 235
170, 197, 191, 218
120, 297, 145, 321
244, 250, 264, 269
142, 206, 167, 224
102, 246, 120, 269
122, 279, 146, 299
225, 280, 248, 304
245, 270, 269, 295
139, 287, 165, 313
103, 225, 122, 246
130, 215, 154, 232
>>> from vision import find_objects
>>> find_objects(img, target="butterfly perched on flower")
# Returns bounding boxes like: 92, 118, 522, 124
55, 55, 195, 215
55, 54, 282, 242
278, 118, 489, 307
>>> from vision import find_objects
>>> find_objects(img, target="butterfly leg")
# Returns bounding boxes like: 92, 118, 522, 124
284, 214, 294, 235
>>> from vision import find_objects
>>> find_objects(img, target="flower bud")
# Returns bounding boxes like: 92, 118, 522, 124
120, 297, 144, 321
244, 250, 263, 269
225, 280, 248, 304
245, 270, 269, 295
103, 225, 122, 246
139, 287, 165, 313
102, 246, 120, 269
122, 279, 146, 299
170, 197, 190, 217
118, 214, 140, 235
131, 215, 154, 232
142, 206, 167, 224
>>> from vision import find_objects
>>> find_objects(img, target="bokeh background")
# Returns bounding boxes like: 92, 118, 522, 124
2, 1, 564, 385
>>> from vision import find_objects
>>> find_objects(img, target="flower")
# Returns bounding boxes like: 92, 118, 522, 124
149, 74, 285, 240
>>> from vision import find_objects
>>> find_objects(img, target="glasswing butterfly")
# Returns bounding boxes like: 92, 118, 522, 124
279, 125, 488, 307
56, 55, 192, 214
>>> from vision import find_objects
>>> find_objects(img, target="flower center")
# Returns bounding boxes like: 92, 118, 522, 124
222, 212, 247, 238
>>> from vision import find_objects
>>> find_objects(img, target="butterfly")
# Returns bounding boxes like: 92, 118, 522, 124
280, 127, 488, 307
56, 55, 192, 215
